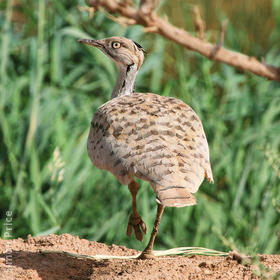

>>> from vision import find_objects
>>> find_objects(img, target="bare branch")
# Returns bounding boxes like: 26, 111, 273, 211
86, 0, 280, 81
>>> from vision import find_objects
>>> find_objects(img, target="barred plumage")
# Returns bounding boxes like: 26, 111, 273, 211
88, 93, 213, 207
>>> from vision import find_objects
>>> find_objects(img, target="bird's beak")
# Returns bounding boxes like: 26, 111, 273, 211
77, 38, 101, 48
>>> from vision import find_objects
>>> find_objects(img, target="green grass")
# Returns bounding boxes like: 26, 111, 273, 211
0, 0, 279, 255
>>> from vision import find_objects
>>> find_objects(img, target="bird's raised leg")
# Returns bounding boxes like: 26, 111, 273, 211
138, 203, 165, 259
126, 181, 146, 241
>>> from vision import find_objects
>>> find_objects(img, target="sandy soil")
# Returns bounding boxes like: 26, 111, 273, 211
0, 234, 279, 280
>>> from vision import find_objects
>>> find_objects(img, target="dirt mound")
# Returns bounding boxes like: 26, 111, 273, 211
0, 234, 279, 279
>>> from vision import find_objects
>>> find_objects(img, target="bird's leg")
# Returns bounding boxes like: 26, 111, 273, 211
126, 181, 147, 241
138, 203, 165, 259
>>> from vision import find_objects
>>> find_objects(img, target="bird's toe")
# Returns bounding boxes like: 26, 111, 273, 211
126, 213, 146, 241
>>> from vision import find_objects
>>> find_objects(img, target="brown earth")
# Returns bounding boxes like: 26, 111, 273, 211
0, 234, 279, 280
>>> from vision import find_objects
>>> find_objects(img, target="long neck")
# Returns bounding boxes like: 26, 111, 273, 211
111, 63, 138, 99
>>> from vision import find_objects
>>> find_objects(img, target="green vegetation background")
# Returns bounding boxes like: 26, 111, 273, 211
0, 0, 279, 254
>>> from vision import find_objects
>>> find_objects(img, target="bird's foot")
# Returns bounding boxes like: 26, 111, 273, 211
138, 250, 155, 260
126, 212, 146, 241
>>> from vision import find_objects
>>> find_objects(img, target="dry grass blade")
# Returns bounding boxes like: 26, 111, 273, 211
154, 247, 229, 257
39, 246, 228, 260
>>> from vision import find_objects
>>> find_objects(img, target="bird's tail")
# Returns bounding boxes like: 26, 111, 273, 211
152, 184, 197, 207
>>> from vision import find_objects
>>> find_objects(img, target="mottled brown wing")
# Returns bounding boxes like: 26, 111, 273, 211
87, 93, 213, 207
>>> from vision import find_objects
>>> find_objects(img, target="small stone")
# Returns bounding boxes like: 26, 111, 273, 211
199, 262, 207, 268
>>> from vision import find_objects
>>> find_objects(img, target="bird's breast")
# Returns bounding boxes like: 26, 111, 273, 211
87, 93, 213, 190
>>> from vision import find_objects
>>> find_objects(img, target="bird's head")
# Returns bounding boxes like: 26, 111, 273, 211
78, 36, 145, 71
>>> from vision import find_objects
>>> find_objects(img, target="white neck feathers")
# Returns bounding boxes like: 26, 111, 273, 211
111, 63, 138, 99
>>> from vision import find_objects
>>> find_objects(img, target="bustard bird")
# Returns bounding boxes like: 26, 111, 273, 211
78, 37, 214, 259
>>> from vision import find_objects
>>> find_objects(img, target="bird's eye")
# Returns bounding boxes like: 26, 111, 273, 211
112, 41, 121, 49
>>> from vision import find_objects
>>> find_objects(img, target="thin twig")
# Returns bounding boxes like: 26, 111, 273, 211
193, 6, 205, 40
139, 0, 158, 16
218, 19, 228, 47
209, 19, 228, 58
78, 5, 95, 19
103, 10, 136, 26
